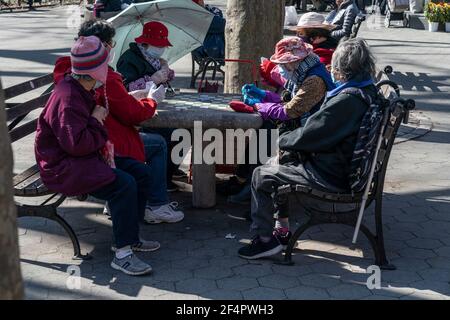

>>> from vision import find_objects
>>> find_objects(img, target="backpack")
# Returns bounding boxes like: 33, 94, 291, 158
340, 87, 387, 192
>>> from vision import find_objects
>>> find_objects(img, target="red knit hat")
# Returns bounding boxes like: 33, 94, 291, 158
270, 37, 313, 64
135, 21, 172, 47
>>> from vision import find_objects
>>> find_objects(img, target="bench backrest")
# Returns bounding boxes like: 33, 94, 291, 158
5, 73, 54, 143
370, 70, 414, 198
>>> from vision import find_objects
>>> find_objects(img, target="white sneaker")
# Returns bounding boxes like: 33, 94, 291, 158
103, 203, 110, 216
144, 202, 184, 224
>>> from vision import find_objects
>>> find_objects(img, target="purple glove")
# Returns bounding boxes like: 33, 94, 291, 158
256, 102, 289, 121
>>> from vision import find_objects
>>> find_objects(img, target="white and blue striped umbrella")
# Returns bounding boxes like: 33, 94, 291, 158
108, 0, 214, 67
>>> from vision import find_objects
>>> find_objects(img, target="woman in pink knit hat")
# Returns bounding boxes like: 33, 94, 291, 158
35, 36, 159, 276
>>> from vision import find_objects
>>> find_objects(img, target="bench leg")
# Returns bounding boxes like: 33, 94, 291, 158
278, 219, 315, 266
374, 195, 396, 270
51, 213, 92, 261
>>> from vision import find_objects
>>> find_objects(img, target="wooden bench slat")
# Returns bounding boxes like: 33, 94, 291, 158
14, 171, 49, 197
14, 171, 40, 190
4, 74, 53, 100
13, 164, 39, 186
9, 119, 38, 143
6, 93, 50, 122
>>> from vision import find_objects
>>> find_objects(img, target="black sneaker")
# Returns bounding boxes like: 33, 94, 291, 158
172, 168, 187, 179
217, 176, 246, 196
273, 228, 292, 250
238, 235, 283, 260
167, 181, 179, 192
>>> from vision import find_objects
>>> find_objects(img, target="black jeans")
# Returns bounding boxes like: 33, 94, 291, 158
89, 157, 154, 248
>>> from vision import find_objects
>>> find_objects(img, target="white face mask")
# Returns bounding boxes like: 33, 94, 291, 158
93, 81, 103, 89
278, 65, 293, 79
146, 45, 166, 58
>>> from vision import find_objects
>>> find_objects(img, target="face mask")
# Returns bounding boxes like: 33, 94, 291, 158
331, 72, 343, 86
146, 45, 166, 58
93, 81, 103, 90
278, 65, 292, 79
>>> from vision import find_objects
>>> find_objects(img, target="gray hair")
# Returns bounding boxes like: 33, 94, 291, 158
331, 38, 376, 81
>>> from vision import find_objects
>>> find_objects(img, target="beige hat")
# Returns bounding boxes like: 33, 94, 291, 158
289, 12, 336, 32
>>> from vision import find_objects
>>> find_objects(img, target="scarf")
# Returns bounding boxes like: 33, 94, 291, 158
327, 78, 374, 98
284, 53, 321, 96
137, 43, 161, 71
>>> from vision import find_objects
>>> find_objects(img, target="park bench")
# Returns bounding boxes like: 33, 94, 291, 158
4, 73, 91, 261
274, 66, 415, 270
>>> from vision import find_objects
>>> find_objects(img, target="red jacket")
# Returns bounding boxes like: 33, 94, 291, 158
53, 57, 157, 162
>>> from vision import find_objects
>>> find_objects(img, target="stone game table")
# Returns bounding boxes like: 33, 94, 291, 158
141, 93, 263, 208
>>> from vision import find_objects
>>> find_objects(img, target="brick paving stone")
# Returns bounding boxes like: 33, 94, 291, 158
217, 277, 259, 291
398, 247, 437, 259
193, 266, 234, 280
271, 264, 313, 277
298, 273, 341, 289
284, 286, 330, 299
426, 257, 450, 270
381, 270, 423, 284
258, 274, 300, 289
201, 289, 243, 300
232, 264, 273, 278
409, 280, 450, 296
153, 268, 193, 282
390, 257, 431, 271
417, 268, 450, 282
175, 278, 218, 295
327, 284, 372, 300
171, 257, 210, 270
406, 238, 444, 250
242, 287, 286, 300
434, 246, 450, 258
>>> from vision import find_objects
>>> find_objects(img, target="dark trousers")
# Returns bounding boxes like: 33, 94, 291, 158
89, 157, 154, 248
250, 162, 342, 238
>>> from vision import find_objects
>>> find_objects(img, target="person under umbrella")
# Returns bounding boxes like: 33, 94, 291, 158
117, 21, 184, 191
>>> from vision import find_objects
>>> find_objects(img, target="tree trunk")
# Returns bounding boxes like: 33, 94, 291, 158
224, 0, 285, 93
0, 80, 23, 300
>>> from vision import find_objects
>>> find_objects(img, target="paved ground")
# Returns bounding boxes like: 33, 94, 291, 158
1, 3, 450, 300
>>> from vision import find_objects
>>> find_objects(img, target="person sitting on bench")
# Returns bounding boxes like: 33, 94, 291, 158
52, 20, 185, 223
293, 12, 339, 66
35, 36, 159, 276
117, 21, 183, 192
325, 0, 360, 41
191, 0, 226, 63
238, 38, 378, 260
